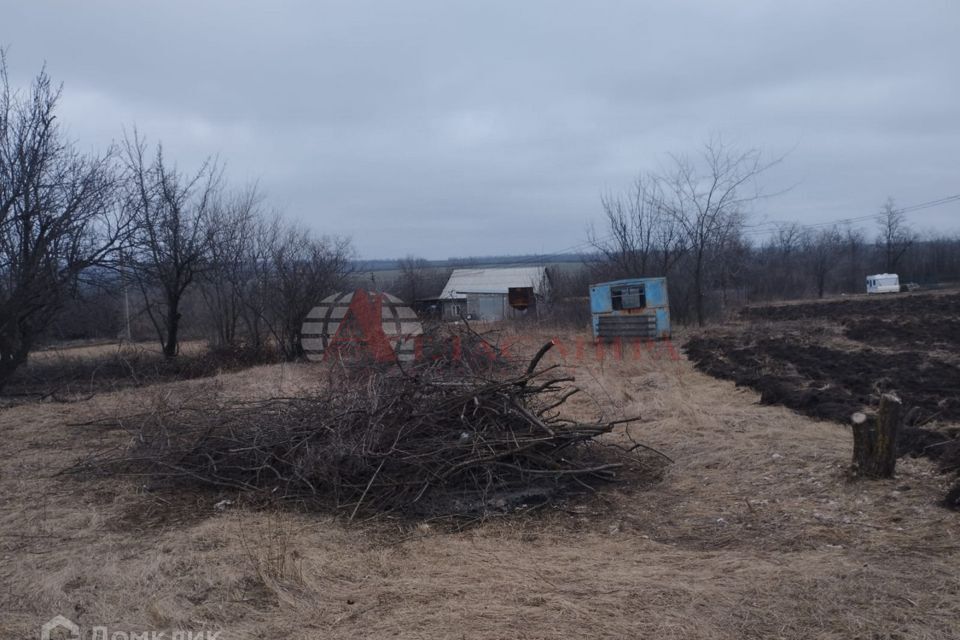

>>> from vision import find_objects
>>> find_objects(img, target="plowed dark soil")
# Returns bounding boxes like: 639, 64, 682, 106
685, 335, 960, 423
742, 291, 960, 350
685, 291, 960, 506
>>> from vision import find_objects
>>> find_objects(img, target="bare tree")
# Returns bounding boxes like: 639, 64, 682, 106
396, 255, 431, 302
590, 180, 657, 277
0, 54, 128, 389
775, 222, 805, 257
256, 219, 353, 359
662, 140, 776, 325
840, 225, 866, 293
123, 132, 220, 357
589, 176, 686, 280
201, 185, 261, 346
804, 226, 842, 298
394, 255, 448, 303
590, 140, 777, 324
654, 206, 687, 275
232, 213, 279, 350
877, 197, 914, 272
763, 222, 806, 296
713, 230, 750, 310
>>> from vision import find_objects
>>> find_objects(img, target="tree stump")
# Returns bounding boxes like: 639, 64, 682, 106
851, 393, 901, 478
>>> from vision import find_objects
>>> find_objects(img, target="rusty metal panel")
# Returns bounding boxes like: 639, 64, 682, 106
508, 286, 534, 310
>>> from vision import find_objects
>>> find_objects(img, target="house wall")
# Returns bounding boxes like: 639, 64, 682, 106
456, 293, 539, 322
440, 299, 466, 320
467, 293, 506, 321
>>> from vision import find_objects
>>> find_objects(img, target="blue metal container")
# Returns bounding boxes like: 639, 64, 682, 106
589, 277, 671, 341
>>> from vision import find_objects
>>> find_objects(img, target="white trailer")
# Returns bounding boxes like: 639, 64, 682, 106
866, 273, 900, 294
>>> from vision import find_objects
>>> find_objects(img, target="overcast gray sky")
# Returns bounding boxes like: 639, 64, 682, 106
4, 1, 958, 259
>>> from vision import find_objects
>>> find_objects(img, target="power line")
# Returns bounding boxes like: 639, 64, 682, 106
456, 237, 608, 268
899, 194, 960, 214
742, 193, 960, 237
451, 192, 960, 267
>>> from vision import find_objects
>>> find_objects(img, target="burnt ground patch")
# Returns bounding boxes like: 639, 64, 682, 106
685, 291, 960, 507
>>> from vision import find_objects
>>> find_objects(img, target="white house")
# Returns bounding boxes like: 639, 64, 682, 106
435, 266, 551, 321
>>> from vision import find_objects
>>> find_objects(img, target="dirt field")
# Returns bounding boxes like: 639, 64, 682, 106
2, 331, 959, 639
686, 291, 960, 427
741, 291, 960, 351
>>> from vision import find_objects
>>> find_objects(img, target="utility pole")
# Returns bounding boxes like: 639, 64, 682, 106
121, 249, 132, 342
123, 283, 132, 342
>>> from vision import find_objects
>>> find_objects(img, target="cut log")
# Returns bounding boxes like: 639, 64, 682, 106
851, 394, 901, 478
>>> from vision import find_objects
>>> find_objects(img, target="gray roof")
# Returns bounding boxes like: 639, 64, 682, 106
440, 267, 548, 299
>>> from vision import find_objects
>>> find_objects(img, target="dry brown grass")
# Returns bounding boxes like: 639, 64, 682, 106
1, 330, 958, 639
31, 338, 209, 361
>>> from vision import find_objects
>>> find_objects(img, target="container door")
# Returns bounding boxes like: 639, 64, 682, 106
645, 280, 667, 307
590, 286, 612, 313
477, 295, 504, 321
655, 308, 671, 338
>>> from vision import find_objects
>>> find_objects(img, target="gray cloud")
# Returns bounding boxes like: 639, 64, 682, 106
5, 0, 959, 258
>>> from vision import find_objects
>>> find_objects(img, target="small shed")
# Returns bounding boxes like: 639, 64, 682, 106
436, 267, 550, 321
866, 273, 900, 294
589, 277, 671, 341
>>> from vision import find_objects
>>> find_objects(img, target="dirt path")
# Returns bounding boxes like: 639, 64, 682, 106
1, 345, 958, 639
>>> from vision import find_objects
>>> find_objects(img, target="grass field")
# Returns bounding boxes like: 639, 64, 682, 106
1, 329, 958, 639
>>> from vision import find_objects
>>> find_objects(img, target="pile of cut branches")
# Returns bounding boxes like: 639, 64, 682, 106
74, 343, 669, 518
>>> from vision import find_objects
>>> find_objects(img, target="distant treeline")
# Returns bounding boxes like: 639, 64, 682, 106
353, 252, 592, 273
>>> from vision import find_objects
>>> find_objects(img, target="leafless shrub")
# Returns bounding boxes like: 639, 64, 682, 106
251, 217, 353, 360
237, 512, 304, 592
5, 342, 281, 399
122, 130, 221, 358
200, 185, 262, 347
391, 255, 450, 303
